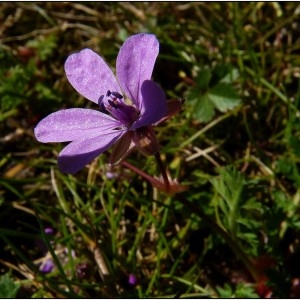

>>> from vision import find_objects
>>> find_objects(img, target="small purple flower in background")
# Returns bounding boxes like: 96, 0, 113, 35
105, 170, 118, 179
34, 33, 170, 174
44, 227, 55, 235
128, 273, 137, 286
36, 227, 55, 274
39, 258, 54, 274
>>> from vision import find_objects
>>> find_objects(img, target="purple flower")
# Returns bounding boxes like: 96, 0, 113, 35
34, 33, 168, 174
44, 227, 55, 235
39, 258, 54, 274
128, 273, 137, 286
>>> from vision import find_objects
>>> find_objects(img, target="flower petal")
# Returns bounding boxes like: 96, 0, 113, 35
132, 126, 160, 156
116, 33, 159, 110
34, 108, 122, 142
109, 131, 136, 167
65, 48, 121, 104
39, 259, 54, 274
153, 98, 185, 126
131, 80, 167, 129
58, 130, 124, 174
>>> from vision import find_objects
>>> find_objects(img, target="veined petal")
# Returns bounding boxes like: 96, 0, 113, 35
58, 130, 124, 174
131, 80, 167, 129
153, 98, 185, 126
132, 126, 160, 156
34, 108, 122, 142
65, 48, 121, 104
109, 131, 136, 167
116, 33, 159, 110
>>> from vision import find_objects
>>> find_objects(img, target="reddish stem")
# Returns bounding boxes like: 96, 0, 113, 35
154, 152, 170, 192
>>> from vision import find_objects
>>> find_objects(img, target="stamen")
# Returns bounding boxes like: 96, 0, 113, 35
111, 91, 123, 99
99, 89, 139, 127
98, 95, 109, 114
108, 99, 118, 109
98, 95, 104, 105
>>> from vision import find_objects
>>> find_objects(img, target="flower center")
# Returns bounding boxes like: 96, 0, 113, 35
98, 90, 139, 127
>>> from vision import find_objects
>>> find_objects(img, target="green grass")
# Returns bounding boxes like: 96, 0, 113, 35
1, 2, 300, 298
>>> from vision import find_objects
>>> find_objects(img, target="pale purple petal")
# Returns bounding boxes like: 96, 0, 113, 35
39, 259, 54, 274
65, 49, 121, 104
58, 130, 124, 174
116, 33, 159, 111
131, 80, 167, 129
34, 108, 122, 142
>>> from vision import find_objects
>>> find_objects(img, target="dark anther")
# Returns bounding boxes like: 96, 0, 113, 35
98, 95, 109, 114
111, 91, 123, 99
98, 95, 104, 105
106, 90, 111, 97
108, 99, 118, 109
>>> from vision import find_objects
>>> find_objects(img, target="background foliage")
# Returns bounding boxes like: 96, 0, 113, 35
1, 2, 300, 298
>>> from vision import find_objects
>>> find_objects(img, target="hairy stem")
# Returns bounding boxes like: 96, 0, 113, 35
154, 152, 170, 192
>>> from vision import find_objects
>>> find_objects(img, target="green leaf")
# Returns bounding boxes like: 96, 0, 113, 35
216, 283, 233, 298
275, 158, 300, 185
241, 197, 263, 213
0, 274, 20, 298
211, 166, 244, 210
196, 67, 212, 89
208, 82, 241, 113
193, 93, 215, 123
216, 282, 259, 298
235, 283, 259, 298
219, 68, 240, 84
187, 68, 241, 123
211, 166, 244, 235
